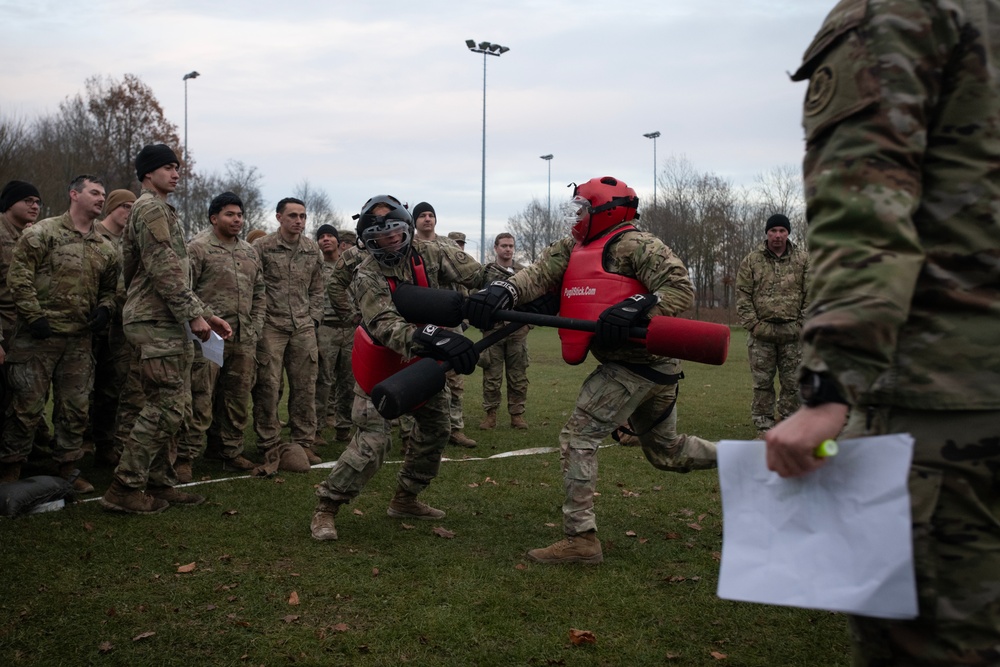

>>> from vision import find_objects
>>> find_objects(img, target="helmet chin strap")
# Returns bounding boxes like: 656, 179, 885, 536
589, 195, 638, 216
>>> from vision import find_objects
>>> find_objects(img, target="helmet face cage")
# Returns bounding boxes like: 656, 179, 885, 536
571, 176, 638, 244
356, 195, 413, 268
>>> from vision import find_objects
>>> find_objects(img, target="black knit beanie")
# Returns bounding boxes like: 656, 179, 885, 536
765, 213, 791, 234
0, 180, 41, 212
135, 144, 180, 181
315, 224, 339, 241
411, 201, 435, 221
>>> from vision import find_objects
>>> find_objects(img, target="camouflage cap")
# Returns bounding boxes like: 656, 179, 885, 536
339, 229, 357, 245
447, 231, 466, 244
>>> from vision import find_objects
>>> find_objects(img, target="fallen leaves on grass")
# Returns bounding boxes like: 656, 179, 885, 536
569, 628, 596, 646
664, 532, 680, 540
625, 530, 637, 537
372, 568, 380, 577
222, 509, 238, 516
98, 641, 113, 654
515, 563, 527, 570
176, 562, 197, 573
282, 615, 299, 624
710, 650, 728, 660
433, 527, 455, 539
468, 482, 479, 488
687, 523, 703, 531
352, 508, 364, 516
288, 591, 299, 605
83, 522, 94, 532
400, 523, 414, 530
132, 631, 155, 642
332, 623, 349, 632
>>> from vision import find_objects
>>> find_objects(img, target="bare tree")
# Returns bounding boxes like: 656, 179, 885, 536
506, 197, 569, 263
294, 179, 344, 234
184, 160, 268, 239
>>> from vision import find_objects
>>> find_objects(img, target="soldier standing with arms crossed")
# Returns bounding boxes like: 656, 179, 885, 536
767, 2, 1000, 664
100, 144, 231, 514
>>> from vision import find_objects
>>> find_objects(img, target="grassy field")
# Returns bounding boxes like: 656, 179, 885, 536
0, 326, 851, 666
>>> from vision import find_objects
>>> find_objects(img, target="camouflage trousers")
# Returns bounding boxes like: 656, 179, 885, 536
91, 323, 130, 457
0, 333, 93, 464
178, 338, 256, 461
316, 386, 450, 503
481, 330, 529, 415
113, 338, 143, 458
315, 324, 353, 431
747, 334, 801, 430
559, 362, 717, 536
447, 371, 464, 431
843, 406, 1000, 667
252, 324, 318, 451
114, 323, 194, 490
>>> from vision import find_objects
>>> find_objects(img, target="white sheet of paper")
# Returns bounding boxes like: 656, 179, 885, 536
185, 324, 225, 368
716, 434, 918, 620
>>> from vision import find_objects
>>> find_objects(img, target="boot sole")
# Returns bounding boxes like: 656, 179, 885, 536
98, 498, 169, 515
526, 552, 604, 565
386, 508, 446, 520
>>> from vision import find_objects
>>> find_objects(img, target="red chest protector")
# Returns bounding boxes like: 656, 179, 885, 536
352, 254, 429, 395
559, 226, 645, 365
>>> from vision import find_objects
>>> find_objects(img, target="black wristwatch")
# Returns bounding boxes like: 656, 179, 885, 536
799, 371, 848, 407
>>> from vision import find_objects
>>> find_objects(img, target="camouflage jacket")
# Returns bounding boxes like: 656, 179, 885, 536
252, 232, 324, 333
95, 220, 127, 327
791, 0, 1000, 409
507, 224, 695, 369
188, 232, 265, 344
354, 238, 505, 358
0, 212, 26, 341
122, 190, 212, 327
329, 245, 363, 327
8, 212, 119, 335
735, 240, 810, 342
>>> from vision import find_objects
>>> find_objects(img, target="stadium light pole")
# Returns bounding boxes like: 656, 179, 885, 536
465, 39, 509, 263
183, 70, 200, 230
540, 154, 553, 221
643, 131, 660, 214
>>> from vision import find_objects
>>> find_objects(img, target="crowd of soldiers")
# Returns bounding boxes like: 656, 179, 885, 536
0, 150, 536, 507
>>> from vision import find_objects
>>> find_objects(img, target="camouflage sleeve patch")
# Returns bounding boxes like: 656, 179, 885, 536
144, 207, 171, 244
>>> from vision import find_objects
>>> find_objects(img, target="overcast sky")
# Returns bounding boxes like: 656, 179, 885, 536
2, 0, 831, 256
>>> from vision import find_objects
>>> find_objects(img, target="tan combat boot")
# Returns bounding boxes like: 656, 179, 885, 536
526, 531, 603, 565
174, 458, 194, 484
222, 455, 256, 472
148, 485, 206, 506
310, 498, 341, 541
510, 414, 528, 430
99, 479, 169, 514
449, 430, 477, 448
479, 410, 497, 430
58, 462, 94, 494
386, 489, 445, 520
0, 462, 21, 484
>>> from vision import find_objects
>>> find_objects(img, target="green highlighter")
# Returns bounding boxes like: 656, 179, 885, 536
813, 439, 839, 458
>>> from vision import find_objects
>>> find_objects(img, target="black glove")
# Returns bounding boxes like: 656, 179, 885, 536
519, 291, 559, 316
86, 306, 111, 333
28, 317, 53, 340
464, 280, 516, 329
595, 294, 658, 346
412, 324, 479, 375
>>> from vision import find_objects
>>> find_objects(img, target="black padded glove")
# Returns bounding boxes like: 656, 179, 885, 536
87, 306, 111, 333
412, 324, 479, 375
519, 291, 559, 316
28, 317, 53, 340
463, 280, 517, 330
595, 294, 658, 346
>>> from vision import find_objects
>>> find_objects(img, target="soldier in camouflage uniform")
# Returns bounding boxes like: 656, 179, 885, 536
466, 176, 717, 565
100, 144, 232, 514
314, 224, 354, 446
310, 195, 504, 541
178, 192, 264, 478
409, 202, 476, 448
767, 3, 1000, 664
735, 213, 810, 434
0, 181, 42, 467
91, 189, 135, 467
251, 198, 325, 470
479, 233, 530, 431
0, 175, 119, 493
324, 228, 358, 441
